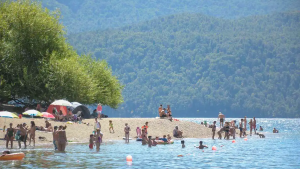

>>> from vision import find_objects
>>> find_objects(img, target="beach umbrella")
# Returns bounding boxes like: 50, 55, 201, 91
42, 112, 55, 119
23, 110, 42, 117
51, 100, 72, 107
0, 111, 19, 118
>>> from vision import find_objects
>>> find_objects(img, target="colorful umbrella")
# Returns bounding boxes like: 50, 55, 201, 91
0, 111, 19, 118
51, 100, 72, 106
23, 110, 42, 117
42, 112, 55, 119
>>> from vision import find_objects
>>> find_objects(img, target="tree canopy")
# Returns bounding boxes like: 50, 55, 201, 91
68, 12, 300, 117
0, 0, 123, 108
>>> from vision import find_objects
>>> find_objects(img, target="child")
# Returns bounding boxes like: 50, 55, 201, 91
161, 135, 168, 142
124, 123, 131, 143
259, 126, 263, 131
181, 140, 185, 148
89, 134, 94, 149
212, 121, 216, 139
136, 127, 141, 138
96, 129, 101, 149
167, 134, 171, 141
109, 120, 114, 133
195, 141, 208, 149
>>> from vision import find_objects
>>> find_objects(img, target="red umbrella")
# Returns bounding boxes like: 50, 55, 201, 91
42, 112, 55, 119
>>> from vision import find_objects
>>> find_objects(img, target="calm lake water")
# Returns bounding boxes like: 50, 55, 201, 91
1, 118, 300, 168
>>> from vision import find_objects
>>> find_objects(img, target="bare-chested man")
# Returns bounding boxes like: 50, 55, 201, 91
195, 141, 208, 149
218, 112, 225, 128
212, 121, 216, 139
18, 124, 27, 149
253, 117, 256, 134
239, 119, 244, 137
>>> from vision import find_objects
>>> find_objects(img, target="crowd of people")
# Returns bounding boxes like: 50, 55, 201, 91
158, 105, 172, 121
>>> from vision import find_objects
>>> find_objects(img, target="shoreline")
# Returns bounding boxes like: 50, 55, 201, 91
0, 117, 213, 149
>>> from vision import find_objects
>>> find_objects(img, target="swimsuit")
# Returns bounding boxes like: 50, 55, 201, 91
7, 129, 14, 138
220, 118, 224, 122
89, 143, 93, 149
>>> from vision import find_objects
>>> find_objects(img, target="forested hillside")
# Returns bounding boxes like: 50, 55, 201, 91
39, 0, 300, 33
68, 12, 300, 117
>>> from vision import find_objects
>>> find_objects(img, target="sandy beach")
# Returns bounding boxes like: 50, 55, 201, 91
0, 117, 213, 148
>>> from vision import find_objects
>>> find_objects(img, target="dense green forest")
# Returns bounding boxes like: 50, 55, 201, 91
68, 12, 300, 117
38, 0, 300, 33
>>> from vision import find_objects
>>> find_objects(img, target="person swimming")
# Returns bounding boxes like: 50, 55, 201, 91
195, 141, 208, 149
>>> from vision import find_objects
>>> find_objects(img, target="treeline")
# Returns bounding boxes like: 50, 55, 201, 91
0, 1, 123, 108
39, 0, 300, 33
68, 12, 300, 117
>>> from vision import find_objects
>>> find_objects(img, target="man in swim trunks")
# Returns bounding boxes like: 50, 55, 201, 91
6, 123, 15, 149
218, 112, 225, 128
253, 117, 257, 134
212, 121, 216, 140
18, 124, 27, 149
239, 119, 244, 138
124, 123, 131, 143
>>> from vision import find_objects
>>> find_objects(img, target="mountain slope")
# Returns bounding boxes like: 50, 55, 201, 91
39, 0, 300, 33
68, 12, 300, 117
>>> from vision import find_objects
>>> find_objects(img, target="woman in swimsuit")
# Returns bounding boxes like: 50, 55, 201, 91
57, 125, 67, 151
249, 119, 253, 136
224, 122, 230, 139
6, 123, 15, 149
29, 121, 36, 147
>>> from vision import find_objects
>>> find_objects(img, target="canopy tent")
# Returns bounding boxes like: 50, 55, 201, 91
72, 105, 90, 119
46, 105, 68, 116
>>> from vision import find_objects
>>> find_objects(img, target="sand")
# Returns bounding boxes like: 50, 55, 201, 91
0, 117, 214, 148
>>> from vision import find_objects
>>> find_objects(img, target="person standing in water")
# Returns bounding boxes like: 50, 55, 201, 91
6, 123, 15, 149
57, 125, 67, 151
244, 116, 247, 132
18, 124, 27, 149
53, 126, 58, 150
28, 121, 36, 147
218, 112, 225, 128
124, 123, 131, 143
95, 129, 101, 150
249, 119, 253, 136
239, 119, 244, 138
212, 121, 216, 139
253, 117, 257, 134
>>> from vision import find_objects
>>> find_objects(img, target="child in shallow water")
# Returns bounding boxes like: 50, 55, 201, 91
89, 134, 94, 149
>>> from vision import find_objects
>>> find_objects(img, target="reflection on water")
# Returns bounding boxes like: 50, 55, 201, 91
1, 118, 300, 168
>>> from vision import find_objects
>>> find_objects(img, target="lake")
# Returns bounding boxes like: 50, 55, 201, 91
1, 118, 300, 168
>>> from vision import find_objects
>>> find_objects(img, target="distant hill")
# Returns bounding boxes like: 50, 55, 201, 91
67, 12, 300, 117
38, 0, 300, 33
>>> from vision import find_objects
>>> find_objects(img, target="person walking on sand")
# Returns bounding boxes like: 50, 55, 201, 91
94, 118, 101, 134
109, 120, 114, 133
212, 121, 216, 139
218, 112, 225, 128
124, 123, 131, 143
97, 103, 102, 120
253, 117, 257, 134
28, 121, 36, 147
6, 123, 15, 149
57, 125, 67, 151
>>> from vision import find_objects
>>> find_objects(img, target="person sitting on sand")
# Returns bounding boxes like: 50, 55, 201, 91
124, 123, 131, 143
173, 126, 183, 138
259, 126, 263, 131
44, 121, 53, 132
57, 125, 67, 151
195, 141, 208, 149
218, 112, 225, 128
94, 118, 101, 134
28, 121, 36, 147
53, 126, 58, 150
158, 104, 163, 114
6, 123, 15, 149
109, 120, 114, 133
273, 128, 279, 133
181, 140, 185, 148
